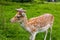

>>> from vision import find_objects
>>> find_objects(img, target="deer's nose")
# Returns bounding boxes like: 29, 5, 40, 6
10, 18, 15, 23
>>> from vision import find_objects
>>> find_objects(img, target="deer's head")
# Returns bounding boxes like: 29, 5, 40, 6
10, 8, 26, 23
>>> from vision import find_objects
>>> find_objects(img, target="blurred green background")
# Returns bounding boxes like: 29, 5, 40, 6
0, 0, 60, 40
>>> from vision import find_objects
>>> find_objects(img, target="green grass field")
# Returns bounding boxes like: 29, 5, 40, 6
0, 1, 60, 40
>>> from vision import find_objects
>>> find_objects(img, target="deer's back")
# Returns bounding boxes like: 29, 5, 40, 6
28, 14, 54, 28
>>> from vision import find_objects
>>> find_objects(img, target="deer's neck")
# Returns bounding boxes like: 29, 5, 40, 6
20, 14, 28, 27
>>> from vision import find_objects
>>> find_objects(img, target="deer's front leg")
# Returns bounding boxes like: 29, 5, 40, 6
30, 32, 37, 40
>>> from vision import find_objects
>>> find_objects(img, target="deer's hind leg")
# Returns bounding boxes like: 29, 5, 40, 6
49, 26, 52, 40
44, 30, 48, 40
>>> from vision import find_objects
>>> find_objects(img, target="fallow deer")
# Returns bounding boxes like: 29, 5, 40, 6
10, 8, 54, 40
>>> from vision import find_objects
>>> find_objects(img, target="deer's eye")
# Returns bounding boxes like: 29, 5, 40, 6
16, 15, 20, 18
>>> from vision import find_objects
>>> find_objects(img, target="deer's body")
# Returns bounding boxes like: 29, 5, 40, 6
10, 8, 54, 40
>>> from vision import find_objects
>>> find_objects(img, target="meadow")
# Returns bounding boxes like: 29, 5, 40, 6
0, 1, 60, 40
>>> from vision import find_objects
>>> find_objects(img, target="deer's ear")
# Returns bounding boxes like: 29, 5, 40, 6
22, 13, 25, 16
16, 8, 26, 13
16, 8, 23, 11
23, 10, 26, 13
16, 9, 20, 12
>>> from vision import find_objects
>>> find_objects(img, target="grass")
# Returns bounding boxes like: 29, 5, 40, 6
0, 1, 60, 40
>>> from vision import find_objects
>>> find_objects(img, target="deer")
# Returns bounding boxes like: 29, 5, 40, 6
10, 8, 54, 40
